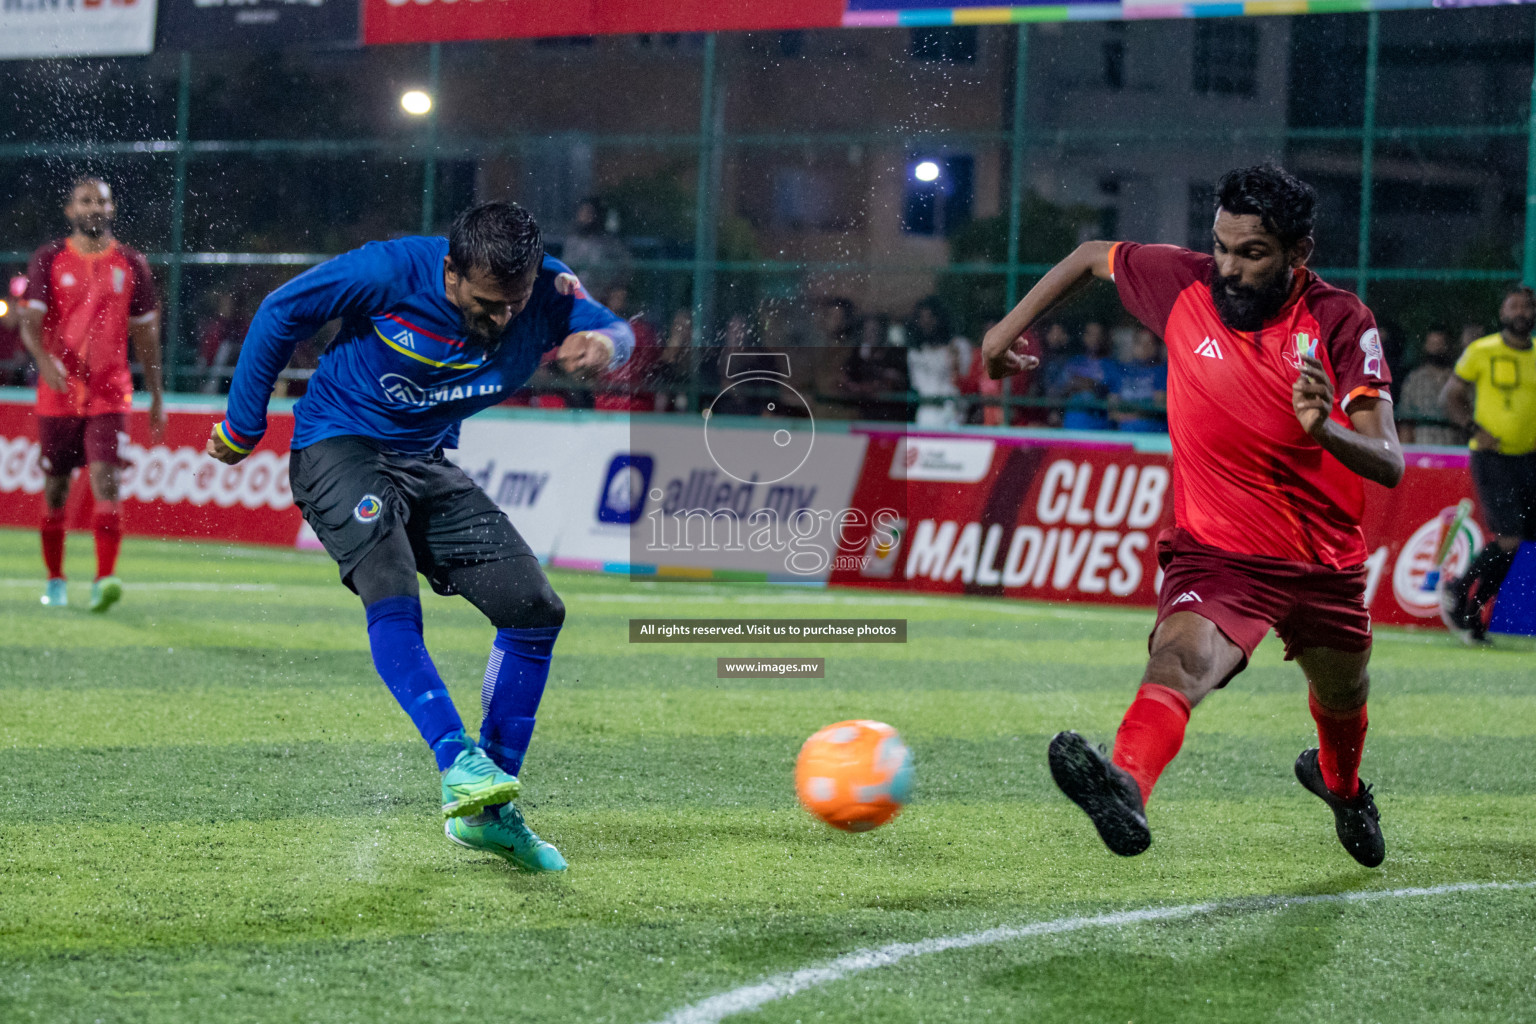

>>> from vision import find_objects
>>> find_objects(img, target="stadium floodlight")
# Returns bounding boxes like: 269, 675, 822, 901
0, 300, 8, 318
913, 160, 941, 183
400, 90, 433, 116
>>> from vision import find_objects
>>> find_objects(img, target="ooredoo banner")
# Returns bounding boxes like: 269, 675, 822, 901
0, 0, 157, 59
830, 430, 1481, 630
0, 397, 301, 546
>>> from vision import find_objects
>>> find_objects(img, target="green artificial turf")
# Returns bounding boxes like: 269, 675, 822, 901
1, 528, 1533, 1023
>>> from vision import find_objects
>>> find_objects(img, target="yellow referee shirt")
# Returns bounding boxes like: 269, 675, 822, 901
1454, 333, 1536, 455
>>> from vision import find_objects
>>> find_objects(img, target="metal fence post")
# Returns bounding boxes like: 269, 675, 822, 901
1001, 24, 1030, 426
688, 33, 720, 412
1355, 12, 1379, 304
421, 42, 441, 235
167, 51, 191, 391
1524, 20, 1536, 287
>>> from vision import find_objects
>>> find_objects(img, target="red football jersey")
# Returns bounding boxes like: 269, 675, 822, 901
23, 238, 158, 417
1111, 242, 1391, 569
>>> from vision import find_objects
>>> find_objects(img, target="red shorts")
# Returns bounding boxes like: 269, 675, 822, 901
1153, 528, 1372, 677
37, 413, 126, 476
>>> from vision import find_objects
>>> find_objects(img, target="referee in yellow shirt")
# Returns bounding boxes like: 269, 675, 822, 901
1440, 285, 1536, 643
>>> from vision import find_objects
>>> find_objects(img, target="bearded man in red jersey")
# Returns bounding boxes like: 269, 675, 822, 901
983, 165, 1403, 867
18, 177, 165, 612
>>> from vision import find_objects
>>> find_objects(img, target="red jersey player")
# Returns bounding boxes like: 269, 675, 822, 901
983, 165, 1403, 867
17, 177, 165, 612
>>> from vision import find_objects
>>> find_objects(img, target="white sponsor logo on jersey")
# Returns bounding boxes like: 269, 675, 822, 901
1195, 337, 1224, 360
1359, 328, 1384, 379
1171, 590, 1202, 604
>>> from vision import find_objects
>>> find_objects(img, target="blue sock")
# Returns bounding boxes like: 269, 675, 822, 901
478, 625, 561, 777
365, 595, 467, 770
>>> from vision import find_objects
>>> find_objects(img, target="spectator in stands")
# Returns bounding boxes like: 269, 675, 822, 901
196, 294, 246, 395
708, 312, 761, 416
655, 308, 695, 412
840, 313, 907, 422
904, 296, 970, 427
0, 277, 28, 386
813, 296, 859, 348
1033, 322, 1074, 426
562, 196, 630, 299
594, 285, 658, 411
810, 296, 860, 418
1108, 328, 1167, 433
1045, 320, 1114, 431
1459, 323, 1485, 354
959, 318, 1038, 427
1397, 326, 1461, 445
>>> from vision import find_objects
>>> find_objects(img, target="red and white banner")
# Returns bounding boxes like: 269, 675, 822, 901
830, 430, 1481, 630
363, 0, 845, 46
0, 397, 302, 547
0, 392, 1486, 630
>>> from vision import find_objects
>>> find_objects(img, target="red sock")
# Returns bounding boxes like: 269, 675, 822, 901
93, 500, 122, 580
1111, 683, 1192, 803
41, 507, 66, 579
1309, 691, 1367, 799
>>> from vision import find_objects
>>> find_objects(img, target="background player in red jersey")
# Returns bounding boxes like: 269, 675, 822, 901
982, 165, 1404, 867
17, 177, 165, 612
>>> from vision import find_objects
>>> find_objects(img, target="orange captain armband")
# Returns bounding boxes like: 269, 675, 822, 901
1342, 385, 1388, 411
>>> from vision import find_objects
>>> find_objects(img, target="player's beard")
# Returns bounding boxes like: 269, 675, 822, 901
70, 214, 111, 240
1500, 312, 1534, 339
1210, 265, 1294, 332
460, 315, 503, 353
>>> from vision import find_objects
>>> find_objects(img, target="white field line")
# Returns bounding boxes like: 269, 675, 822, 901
0, 576, 1473, 641
648, 880, 1536, 1024
572, 589, 1153, 622
0, 578, 279, 592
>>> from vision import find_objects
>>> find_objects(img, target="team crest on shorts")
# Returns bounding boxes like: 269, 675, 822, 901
353, 494, 383, 524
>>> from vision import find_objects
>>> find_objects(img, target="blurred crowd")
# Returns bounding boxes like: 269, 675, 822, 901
0, 216, 1485, 443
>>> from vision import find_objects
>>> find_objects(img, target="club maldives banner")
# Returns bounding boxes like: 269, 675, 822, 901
0, 397, 301, 547
829, 430, 1484, 630
0, 0, 157, 59
157, 0, 359, 50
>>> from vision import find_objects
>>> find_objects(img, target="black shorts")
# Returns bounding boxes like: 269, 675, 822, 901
289, 435, 534, 595
1471, 450, 1536, 541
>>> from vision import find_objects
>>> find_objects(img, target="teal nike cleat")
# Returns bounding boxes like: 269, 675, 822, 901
445, 802, 568, 872
89, 576, 123, 613
40, 578, 67, 608
440, 737, 521, 819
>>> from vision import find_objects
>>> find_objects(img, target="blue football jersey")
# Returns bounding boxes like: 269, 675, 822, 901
217, 236, 633, 454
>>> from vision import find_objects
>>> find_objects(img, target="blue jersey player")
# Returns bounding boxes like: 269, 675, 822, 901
205, 202, 634, 872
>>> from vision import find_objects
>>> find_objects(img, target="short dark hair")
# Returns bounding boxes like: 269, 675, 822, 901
1502, 284, 1535, 304
67, 175, 108, 199
1216, 164, 1316, 249
447, 201, 543, 285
